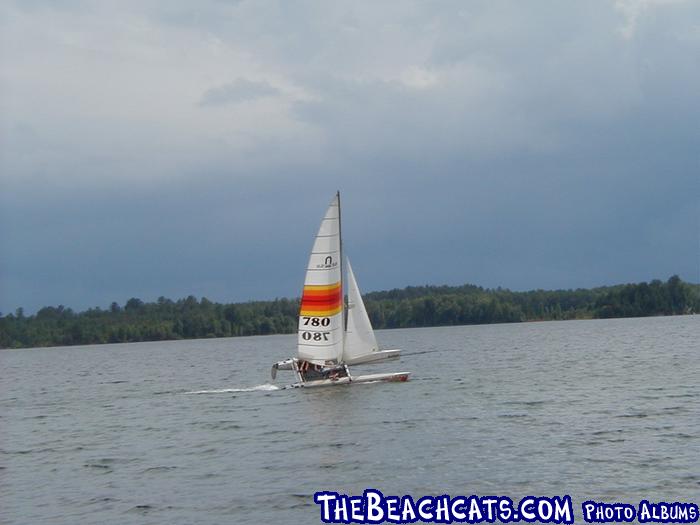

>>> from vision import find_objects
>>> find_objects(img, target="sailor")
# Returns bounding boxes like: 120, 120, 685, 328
321, 364, 346, 380
300, 361, 326, 381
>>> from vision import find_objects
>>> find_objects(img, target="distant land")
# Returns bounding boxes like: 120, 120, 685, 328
0, 275, 697, 349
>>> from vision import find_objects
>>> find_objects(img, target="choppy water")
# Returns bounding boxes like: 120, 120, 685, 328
1, 316, 698, 524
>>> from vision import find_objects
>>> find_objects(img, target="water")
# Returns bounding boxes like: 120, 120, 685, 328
1, 316, 698, 524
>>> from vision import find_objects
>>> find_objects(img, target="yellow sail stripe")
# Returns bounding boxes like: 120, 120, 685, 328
302, 283, 341, 292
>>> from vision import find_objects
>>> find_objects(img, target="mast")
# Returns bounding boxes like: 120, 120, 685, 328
337, 190, 347, 338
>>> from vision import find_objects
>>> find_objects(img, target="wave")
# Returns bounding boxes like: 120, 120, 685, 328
184, 384, 280, 394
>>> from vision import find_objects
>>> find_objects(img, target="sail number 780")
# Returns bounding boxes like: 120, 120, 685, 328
301, 317, 331, 341
302, 317, 330, 327
302, 331, 329, 341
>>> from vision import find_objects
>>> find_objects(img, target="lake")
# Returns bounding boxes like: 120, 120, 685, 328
1, 316, 698, 524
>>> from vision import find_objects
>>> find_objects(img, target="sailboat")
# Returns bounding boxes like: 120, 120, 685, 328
271, 192, 409, 388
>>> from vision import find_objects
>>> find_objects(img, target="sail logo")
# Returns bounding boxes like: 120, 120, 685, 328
315, 255, 338, 269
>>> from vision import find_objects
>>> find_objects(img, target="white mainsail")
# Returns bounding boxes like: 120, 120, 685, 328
342, 259, 379, 363
297, 193, 344, 364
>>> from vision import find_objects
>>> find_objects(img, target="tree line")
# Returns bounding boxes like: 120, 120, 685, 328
1, 275, 697, 349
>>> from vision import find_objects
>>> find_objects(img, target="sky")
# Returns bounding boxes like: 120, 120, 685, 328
1, 0, 698, 314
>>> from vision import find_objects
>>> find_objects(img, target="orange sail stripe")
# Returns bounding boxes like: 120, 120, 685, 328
300, 282, 342, 317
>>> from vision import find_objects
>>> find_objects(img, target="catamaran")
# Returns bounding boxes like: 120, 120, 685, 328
271, 192, 409, 388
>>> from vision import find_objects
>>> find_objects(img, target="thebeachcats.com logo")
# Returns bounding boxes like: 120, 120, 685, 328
313, 490, 699, 524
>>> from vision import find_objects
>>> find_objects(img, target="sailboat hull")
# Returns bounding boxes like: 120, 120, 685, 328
292, 371, 410, 388
343, 348, 401, 365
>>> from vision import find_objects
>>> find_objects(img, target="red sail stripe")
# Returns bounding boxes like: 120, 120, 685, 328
302, 291, 341, 298
301, 289, 341, 303
302, 296, 340, 304
301, 301, 342, 310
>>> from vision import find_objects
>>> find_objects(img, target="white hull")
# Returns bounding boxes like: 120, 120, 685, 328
343, 348, 401, 365
292, 371, 410, 388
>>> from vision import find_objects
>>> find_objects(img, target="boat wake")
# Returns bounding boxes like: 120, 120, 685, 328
184, 384, 280, 394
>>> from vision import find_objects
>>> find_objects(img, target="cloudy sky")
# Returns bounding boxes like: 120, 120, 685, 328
1, 0, 698, 313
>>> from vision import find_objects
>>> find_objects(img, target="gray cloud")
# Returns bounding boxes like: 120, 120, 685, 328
199, 78, 280, 106
1, 0, 698, 313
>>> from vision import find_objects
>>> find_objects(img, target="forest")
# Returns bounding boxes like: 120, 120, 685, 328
0, 275, 697, 349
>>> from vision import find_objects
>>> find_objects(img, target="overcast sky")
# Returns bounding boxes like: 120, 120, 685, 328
1, 0, 698, 313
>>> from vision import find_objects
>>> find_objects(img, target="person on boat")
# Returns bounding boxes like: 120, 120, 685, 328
298, 360, 325, 381
321, 364, 348, 381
